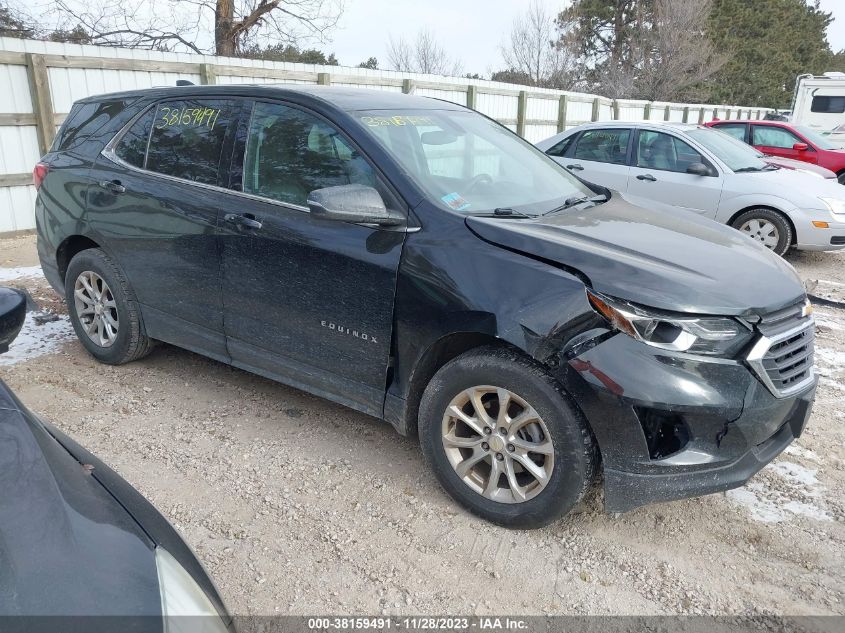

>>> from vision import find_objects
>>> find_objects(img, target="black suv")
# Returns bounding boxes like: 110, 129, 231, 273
35, 85, 816, 527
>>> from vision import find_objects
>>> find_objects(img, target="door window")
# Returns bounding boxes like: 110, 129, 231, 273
751, 126, 802, 149
143, 99, 237, 185
635, 130, 704, 173
573, 128, 630, 164
243, 102, 376, 207
713, 123, 747, 142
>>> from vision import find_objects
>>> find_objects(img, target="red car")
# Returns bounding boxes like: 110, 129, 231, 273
706, 119, 845, 184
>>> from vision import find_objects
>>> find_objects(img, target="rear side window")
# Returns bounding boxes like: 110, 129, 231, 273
115, 108, 155, 168
811, 95, 845, 113
713, 123, 747, 142
573, 128, 630, 165
144, 99, 236, 185
53, 99, 131, 153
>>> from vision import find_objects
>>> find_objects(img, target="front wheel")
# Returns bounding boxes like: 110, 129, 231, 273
730, 208, 793, 257
418, 347, 598, 528
837, 171, 845, 185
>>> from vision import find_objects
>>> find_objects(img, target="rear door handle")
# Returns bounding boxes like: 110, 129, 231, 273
224, 213, 263, 230
566, 164, 584, 171
636, 174, 657, 182
99, 180, 126, 194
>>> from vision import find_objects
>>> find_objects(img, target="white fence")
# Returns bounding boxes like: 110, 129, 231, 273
0, 37, 773, 234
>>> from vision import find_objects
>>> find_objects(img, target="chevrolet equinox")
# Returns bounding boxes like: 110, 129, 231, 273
34, 86, 817, 527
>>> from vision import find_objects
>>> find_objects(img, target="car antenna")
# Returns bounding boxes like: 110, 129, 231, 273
176, 80, 195, 86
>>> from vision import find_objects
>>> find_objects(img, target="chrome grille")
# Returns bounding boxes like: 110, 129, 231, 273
747, 300, 815, 398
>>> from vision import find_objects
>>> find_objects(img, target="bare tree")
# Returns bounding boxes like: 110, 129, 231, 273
42, 0, 343, 56
500, 0, 577, 89
635, 0, 725, 101
387, 28, 462, 76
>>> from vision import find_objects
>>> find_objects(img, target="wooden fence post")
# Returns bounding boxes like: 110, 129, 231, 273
25, 53, 54, 155
698, 108, 705, 124
199, 63, 216, 85
643, 102, 652, 121
402, 79, 415, 94
663, 105, 671, 121
557, 95, 568, 132
517, 90, 528, 137
317, 72, 331, 85
682, 106, 690, 123
466, 84, 477, 110
591, 97, 600, 121
612, 99, 620, 120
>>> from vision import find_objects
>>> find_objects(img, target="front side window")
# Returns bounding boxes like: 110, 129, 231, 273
751, 125, 802, 149
354, 110, 591, 215
712, 123, 747, 142
686, 127, 768, 172
144, 99, 236, 185
546, 135, 575, 157
573, 128, 630, 165
811, 95, 845, 113
635, 130, 704, 173
243, 102, 376, 207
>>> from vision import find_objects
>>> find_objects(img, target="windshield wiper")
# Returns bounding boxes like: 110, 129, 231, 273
473, 207, 533, 218
543, 193, 608, 216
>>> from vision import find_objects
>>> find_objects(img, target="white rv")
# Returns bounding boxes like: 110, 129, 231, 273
790, 72, 845, 141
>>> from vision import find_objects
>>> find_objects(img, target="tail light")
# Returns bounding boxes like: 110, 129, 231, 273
32, 162, 49, 189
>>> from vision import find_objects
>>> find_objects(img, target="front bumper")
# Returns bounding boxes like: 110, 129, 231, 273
794, 214, 845, 250
556, 332, 816, 513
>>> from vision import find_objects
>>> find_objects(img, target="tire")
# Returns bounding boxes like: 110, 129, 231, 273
65, 248, 154, 365
418, 346, 598, 529
730, 208, 793, 257
837, 171, 845, 186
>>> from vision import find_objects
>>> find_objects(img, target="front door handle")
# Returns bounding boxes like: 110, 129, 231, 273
99, 180, 126, 194
636, 174, 657, 182
566, 164, 584, 171
224, 213, 263, 230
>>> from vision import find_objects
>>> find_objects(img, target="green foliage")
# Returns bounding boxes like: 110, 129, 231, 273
490, 69, 534, 85
705, 0, 834, 108
242, 44, 339, 65
358, 57, 379, 69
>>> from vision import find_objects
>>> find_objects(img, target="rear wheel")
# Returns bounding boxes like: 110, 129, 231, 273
419, 346, 597, 528
730, 208, 792, 257
65, 248, 154, 365
837, 171, 845, 185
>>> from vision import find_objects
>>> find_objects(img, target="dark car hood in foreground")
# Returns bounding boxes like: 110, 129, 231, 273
0, 381, 161, 620
466, 193, 805, 316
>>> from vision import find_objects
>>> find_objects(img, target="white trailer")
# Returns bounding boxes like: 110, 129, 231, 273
790, 72, 845, 138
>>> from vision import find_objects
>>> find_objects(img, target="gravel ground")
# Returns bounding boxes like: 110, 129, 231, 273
1, 234, 844, 616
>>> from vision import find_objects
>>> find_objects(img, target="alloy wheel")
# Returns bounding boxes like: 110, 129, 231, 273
74, 270, 119, 347
441, 386, 554, 504
739, 218, 780, 250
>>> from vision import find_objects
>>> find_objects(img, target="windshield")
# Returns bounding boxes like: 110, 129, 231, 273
686, 127, 769, 172
794, 125, 842, 150
355, 110, 592, 215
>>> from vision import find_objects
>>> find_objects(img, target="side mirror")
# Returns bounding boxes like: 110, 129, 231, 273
0, 287, 26, 354
307, 184, 404, 227
793, 142, 809, 151
686, 162, 713, 176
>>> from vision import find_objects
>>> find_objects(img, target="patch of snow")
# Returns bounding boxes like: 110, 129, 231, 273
725, 458, 832, 523
816, 347, 845, 369
0, 266, 44, 283
783, 444, 820, 462
0, 312, 75, 366
815, 317, 842, 331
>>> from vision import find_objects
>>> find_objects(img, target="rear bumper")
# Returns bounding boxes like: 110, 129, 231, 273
556, 332, 816, 513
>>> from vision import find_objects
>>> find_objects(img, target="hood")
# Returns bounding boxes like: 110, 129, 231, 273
0, 381, 161, 619
738, 167, 845, 203
764, 156, 836, 179
466, 193, 805, 316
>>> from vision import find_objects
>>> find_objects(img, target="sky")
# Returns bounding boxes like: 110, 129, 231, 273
327, 0, 845, 74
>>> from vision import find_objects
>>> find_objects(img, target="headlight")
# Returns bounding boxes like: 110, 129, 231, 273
819, 197, 845, 215
587, 290, 753, 357
156, 547, 229, 633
